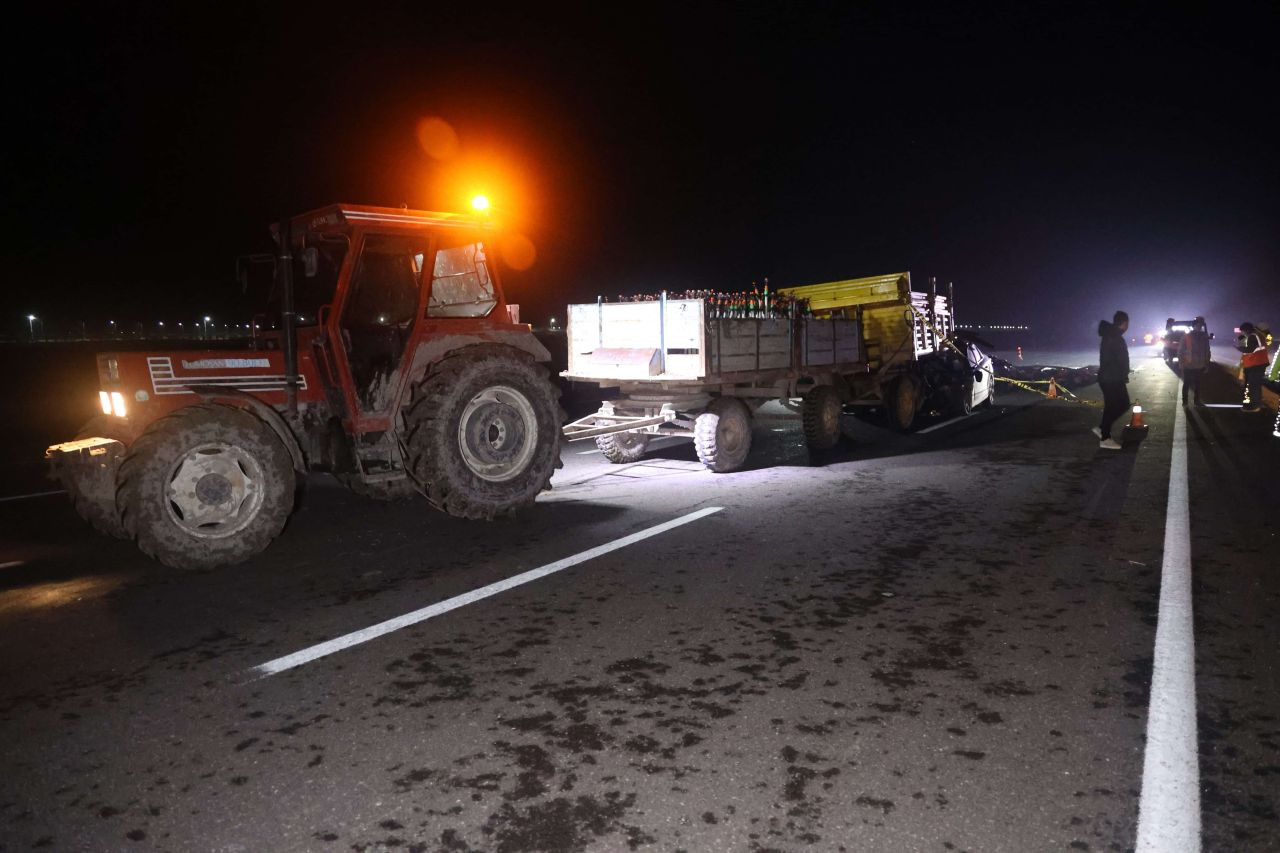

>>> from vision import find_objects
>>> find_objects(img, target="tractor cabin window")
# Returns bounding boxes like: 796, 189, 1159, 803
427, 237, 497, 318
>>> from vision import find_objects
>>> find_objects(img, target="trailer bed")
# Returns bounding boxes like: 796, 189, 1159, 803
563, 298, 864, 386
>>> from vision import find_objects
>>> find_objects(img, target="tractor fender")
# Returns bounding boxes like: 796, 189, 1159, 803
405, 331, 552, 382
185, 385, 308, 474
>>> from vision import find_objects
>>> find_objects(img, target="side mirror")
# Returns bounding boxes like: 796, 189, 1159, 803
1208, 332, 1215, 340
301, 247, 319, 278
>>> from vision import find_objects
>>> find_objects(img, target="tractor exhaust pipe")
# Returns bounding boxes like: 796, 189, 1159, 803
277, 220, 299, 417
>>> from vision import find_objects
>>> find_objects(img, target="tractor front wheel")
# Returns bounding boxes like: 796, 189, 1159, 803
117, 405, 296, 570
403, 349, 563, 519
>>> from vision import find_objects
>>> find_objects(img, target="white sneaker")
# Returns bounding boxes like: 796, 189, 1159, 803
1099, 438, 1123, 450
1090, 427, 1102, 439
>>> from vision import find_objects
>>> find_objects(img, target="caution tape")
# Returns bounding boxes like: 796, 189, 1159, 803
993, 375, 1102, 407
907, 306, 1104, 407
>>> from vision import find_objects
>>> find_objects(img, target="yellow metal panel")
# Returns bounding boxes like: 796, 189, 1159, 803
778, 272, 911, 312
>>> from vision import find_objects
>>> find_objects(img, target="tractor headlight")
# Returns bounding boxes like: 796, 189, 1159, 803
99, 391, 112, 415
109, 391, 127, 418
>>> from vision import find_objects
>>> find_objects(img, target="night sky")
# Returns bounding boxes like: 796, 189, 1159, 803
6, 2, 1277, 342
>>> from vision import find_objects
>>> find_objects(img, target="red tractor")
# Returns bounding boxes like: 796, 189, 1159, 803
47, 204, 563, 569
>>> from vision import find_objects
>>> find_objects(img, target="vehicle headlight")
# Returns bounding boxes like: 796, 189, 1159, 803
99, 391, 112, 415
110, 391, 127, 418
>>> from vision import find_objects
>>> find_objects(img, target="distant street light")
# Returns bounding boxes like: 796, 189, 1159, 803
203, 316, 211, 339
26, 314, 36, 341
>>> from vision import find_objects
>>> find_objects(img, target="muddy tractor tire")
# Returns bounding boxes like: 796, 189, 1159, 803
888, 374, 923, 432
403, 347, 563, 519
117, 405, 296, 570
802, 386, 843, 451
694, 397, 752, 473
59, 415, 130, 539
595, 431, 651, 464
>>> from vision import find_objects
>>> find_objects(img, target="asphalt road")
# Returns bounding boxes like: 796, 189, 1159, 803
0, 352, 1275, 852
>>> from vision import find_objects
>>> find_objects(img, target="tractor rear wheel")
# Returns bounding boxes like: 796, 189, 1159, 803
802, 386, 843, 451
59, 415, 129, 539
595, 431, 650, 464
694, 397, 752, 472
117, 405, 296, 570
403, 348, 563, 519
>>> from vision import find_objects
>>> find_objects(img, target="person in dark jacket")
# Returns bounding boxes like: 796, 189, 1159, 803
1095, 310, 1130, 450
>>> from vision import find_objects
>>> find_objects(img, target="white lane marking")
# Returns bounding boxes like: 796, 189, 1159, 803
1200, 403, 1242, 409
578, 448, 603, 454
918, 416, 965, 434
250, 506, 724, 677
1135, 386, 1201, 851
0, 561, 26, 569
0, 489, 66, 504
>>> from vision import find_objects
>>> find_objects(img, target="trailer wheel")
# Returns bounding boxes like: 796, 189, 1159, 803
802, 386, 843, 451
595, 431, 651, 464
117, 405, 296, 570
403, 347, 563, 519
59, 416, 129, 539
694, 397, 752, 472
889, 375, 922, 431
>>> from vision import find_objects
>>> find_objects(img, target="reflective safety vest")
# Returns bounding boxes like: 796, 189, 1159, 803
1242, 333, 1270, 369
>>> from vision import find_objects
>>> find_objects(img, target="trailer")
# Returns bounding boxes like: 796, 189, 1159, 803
561, 272, 993, 472
560, 292, 866, 471
778, 272, 994, 430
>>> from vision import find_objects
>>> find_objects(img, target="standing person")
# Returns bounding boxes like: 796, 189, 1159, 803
1095, 310, 1131, 450
1177, 316, 1211, 406
1237, 322, 1270, 413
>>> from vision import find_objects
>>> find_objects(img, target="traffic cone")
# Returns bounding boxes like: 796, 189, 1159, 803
1124, 404, 1149, 442
1047, 377, 1058, 399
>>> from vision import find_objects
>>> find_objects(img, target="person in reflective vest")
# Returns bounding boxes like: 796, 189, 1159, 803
1177, 317, 1211, 406
1238, 322, 1270, 413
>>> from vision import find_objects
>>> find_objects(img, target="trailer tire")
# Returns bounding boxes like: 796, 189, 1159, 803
595, 431, 650, 464
403, 347, 563, 519
889, 374, 922, 431
117, 405, 296, 570
694, 397, 752, 473
802, 386, 843, 451
59, 416, 129, 539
